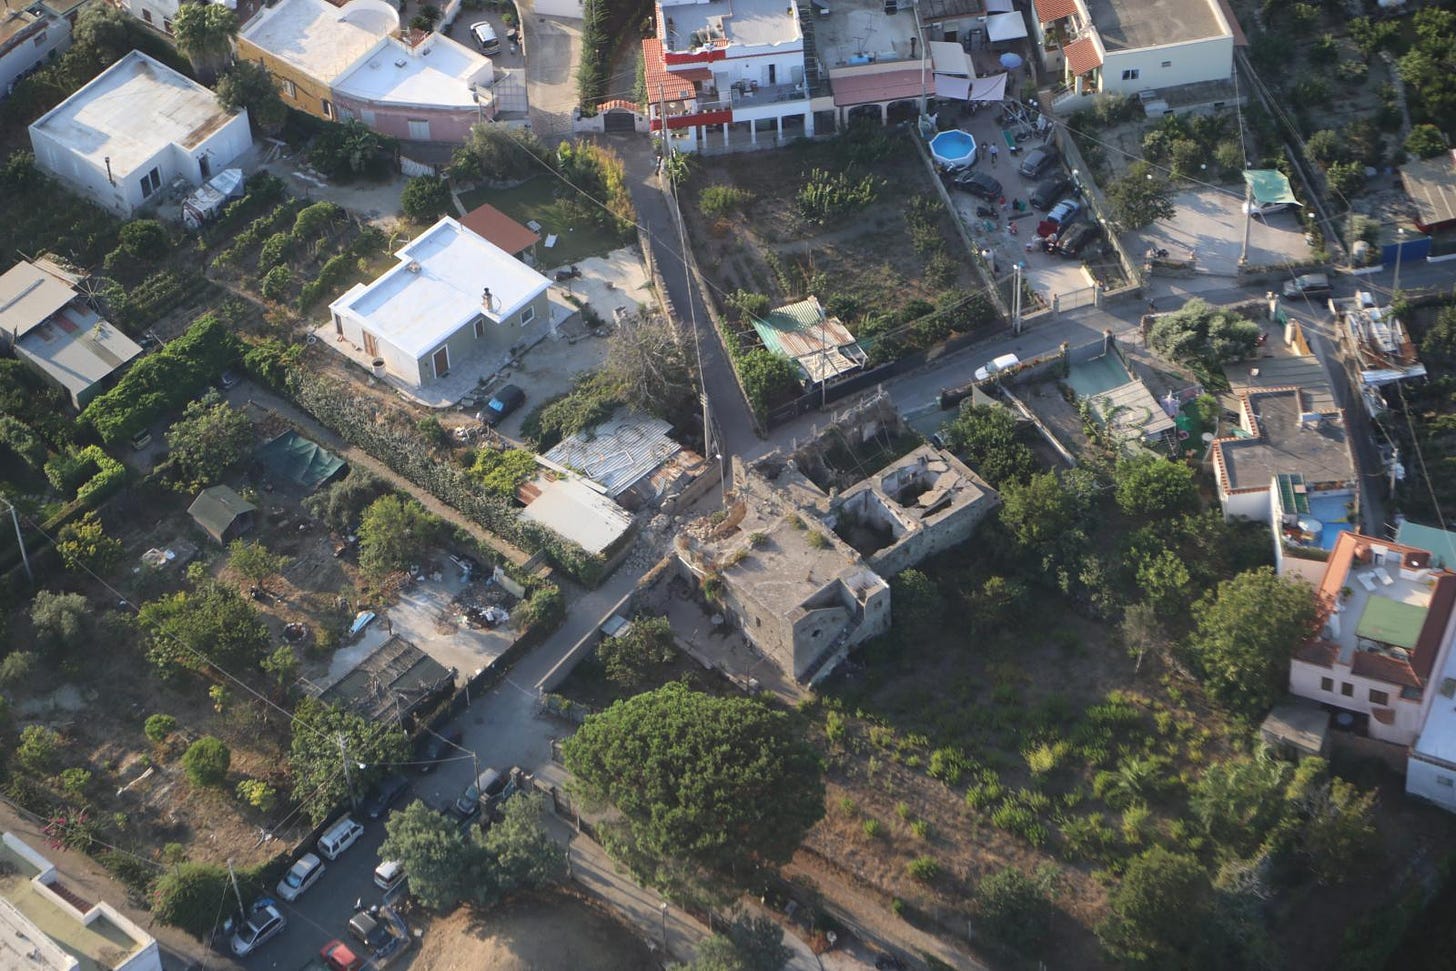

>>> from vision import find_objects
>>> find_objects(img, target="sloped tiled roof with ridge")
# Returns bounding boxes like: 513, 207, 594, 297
1064, 35, 1102, 76
1032, 0, 1079, 24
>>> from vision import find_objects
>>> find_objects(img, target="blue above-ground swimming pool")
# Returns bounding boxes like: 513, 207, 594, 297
930, 129, 977, 167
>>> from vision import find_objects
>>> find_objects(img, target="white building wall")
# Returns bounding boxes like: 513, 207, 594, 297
29, 125, 136, 214
1407, 755, 1456, 812
173, 109, 253, 182
1221, 487, 1270, 523
531, 0, 584, 17
1289, 659, 1424, 745
1098, 36, 1233, 94
0, 17, 71, 95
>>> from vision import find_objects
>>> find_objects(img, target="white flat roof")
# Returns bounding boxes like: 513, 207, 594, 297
660, 0, 801, 50
333, 217, 550, 359
335, 34, 492, 109
1416, 638, 1456, 767
30, 51, 236, 177
240, 0, 394, 84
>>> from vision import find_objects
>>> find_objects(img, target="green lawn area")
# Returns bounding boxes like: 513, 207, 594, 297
458, 178, 621, 266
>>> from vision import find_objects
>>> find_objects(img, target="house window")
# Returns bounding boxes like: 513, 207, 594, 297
1369, 689, 1390, 706
1320, 677, 1333, 692
139, 166, 161, 199
163, 18, 173, 34
361, 110, 376, 125
474, 318, 485, 338
408, 119, 431, 141
1160, 60, 1171, 68
1439, 776, 1455, 788
1121, 68, 1140, 81
321, 100, 335, 120
141, 8, 152, 22
280, 77, 297, 99
519, 304, 536, 325
1340, 682, 1353, 697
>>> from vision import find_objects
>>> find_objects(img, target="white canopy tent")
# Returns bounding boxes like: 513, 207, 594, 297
929, 41, 970, 76
933, 71, 1007, 102
986, 11, 1028, 42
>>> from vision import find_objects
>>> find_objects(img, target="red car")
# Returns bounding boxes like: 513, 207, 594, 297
321, 940, 363, 971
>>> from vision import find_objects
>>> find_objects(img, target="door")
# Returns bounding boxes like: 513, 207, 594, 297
767, 64, 776, 85
198, 154, 211, 179
362, 331, 378, 357
432, 346, 450, 378
603, 108, 636, 132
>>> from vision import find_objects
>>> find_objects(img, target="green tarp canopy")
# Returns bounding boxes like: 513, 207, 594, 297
1243, 169, 1300, 205
255, 431, 346, 491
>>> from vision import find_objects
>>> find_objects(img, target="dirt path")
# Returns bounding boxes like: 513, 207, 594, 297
407, 892, 656, 971
227, 381, 536, 568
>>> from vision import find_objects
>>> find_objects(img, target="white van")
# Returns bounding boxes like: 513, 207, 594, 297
316, 816, 365, 860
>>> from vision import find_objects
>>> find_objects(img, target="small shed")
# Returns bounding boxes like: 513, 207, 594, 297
1261, 697, 1331, 759
318, 635, 455, 726
188, 485, 257, 546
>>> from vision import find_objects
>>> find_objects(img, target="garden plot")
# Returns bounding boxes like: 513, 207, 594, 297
679, 129, 983, 363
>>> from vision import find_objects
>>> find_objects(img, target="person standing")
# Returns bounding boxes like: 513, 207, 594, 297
989, 143, 999, 165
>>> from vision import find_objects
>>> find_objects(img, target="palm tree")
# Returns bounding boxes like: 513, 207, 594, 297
173, 2, 238, 84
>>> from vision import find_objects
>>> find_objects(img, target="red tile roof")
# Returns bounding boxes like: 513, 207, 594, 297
831, 68, 926, 107
1294, 639, 1339, 667
1032, 0, 1078, 25
642, 38, 697, 103
1064, 36, 1102, 77
1351, 651, 1421, 689
460, 203, 541, 257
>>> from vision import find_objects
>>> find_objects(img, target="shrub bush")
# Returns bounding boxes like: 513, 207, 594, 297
144, 713, 178, 743
906, 856, 940, 881
261, 265, 293, 301
700, 184, 753, 218
182, 737, 231, 787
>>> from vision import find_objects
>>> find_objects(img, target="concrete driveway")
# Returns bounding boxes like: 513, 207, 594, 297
1126, 186, 1318, 277
518, 0, 582, 142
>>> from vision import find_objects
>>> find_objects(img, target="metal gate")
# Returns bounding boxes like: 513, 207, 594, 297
603, 109, 637, 133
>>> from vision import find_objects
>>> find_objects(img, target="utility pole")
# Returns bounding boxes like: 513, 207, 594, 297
2, 498, 31, 584
1011, 264, 1023, 335
1392, 226, 1405, 298
338, 734, 356, 810
226, 859, 246, 917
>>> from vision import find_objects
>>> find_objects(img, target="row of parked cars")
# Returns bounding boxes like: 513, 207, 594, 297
946, 142, 1103, 260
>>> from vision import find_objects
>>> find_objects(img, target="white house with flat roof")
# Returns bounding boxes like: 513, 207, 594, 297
28, 50, 251, 216
0, 831, 162, 971
1031, 0, 1238, 106
328, 216, 550, 388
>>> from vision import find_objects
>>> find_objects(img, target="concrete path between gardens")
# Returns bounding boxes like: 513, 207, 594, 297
226, 381, 535, 569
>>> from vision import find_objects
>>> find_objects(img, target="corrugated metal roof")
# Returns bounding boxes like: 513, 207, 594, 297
0, 260, 76, 337
751, 297, 866, 383
520, 476, 634, 554
541, 413, 681, 497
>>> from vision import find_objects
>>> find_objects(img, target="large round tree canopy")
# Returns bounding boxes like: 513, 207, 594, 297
562, 683, 825, 874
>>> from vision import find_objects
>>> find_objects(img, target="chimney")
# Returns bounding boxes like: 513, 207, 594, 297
406, 261, 421, 273
482, 287, 493, 312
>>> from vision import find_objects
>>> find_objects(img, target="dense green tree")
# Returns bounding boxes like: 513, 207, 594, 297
562, 684, 824, 881
999, 469, 1097, 573
1188, 755, 1291, 858
400, 175, 454, 222
157, 392, 254, 492
448, 124, 550, 183
604, 312, 697, 420
215, 60, 286, 134
1098, 846, 1210, 962
1187, 567, 1319, 720
172, 2, 238, 82
1148, 299, 1260, 368
115, 219, 169, 260
15, 725, 61, 774
1114, 454, 1198, 517
481, 792, 566, 897
289, 699, 410, 824
308, 121, 390, 179
357, 494, 440, 577
1324, 161, 1365, 199
1288, 761, 1379, 884
182, 736, 231, 787
680, 914, 792, 971
890, 568, 944, 639
736, 348, 800, 417
1405, 124, 1448, 160
69, 1, 130, 55
1421, 305, 1456, 365
136, 581, 269, 677
941, 403, 1037, 486
975, 865, 1057, 955
30, 591, 92, 658
1304, 129, 1344, 169
304, 471, 389, 533
596, 615, 677, 686
55, 512, 123, 575
260, 645, 299, 687
1398, 9, 1456, 125
380, 800, 478, 909
151, 862, 229, 938
1105, 161, 1176, 230
227, 539, 286, 585
1135, 549, 1191, 621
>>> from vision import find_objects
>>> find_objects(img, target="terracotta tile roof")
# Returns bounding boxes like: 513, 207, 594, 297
460, 203, 541, 257
1064, 36, 1102, 77
1413, 573, 1456, 682
1032, 0, 1078, 24
642, 38, 697, 103
1294, 639, 1339, 667
598, 99, 642, 113
1351, 651, 1421, 689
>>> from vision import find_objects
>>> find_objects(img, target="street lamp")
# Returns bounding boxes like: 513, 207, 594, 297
660, 902, 669, 954
1393, 226, 1405, 297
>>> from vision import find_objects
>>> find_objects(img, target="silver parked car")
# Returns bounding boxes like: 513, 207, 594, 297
230, 904, 286, 956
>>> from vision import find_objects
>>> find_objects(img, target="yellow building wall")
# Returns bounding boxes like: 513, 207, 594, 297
236, 38, 336, 122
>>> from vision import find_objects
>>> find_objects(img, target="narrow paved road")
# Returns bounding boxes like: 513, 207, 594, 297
610, 132, 763, 460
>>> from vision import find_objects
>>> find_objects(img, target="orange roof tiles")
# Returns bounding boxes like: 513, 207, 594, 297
1032, 0, 1078, 24
1064, 36, 1102, 77
642, 38, 698, 103
1351, 652, 1422, 689
460, 203, 541, 257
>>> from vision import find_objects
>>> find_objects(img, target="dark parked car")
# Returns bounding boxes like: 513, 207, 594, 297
1057, 222, 1103, 258
360, 774, 411, 820
1030, 175, 1073, 210
483, 383, 525, 426
416, 728, 464, 774
953, 170, 1003, 200
348, 911, 393, 952
1017, 146, 1060, 179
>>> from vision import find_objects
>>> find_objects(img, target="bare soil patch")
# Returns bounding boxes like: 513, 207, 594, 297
408, 891, 656, 971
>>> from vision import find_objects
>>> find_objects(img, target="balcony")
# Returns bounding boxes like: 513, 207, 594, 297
729, 80, 809, 108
